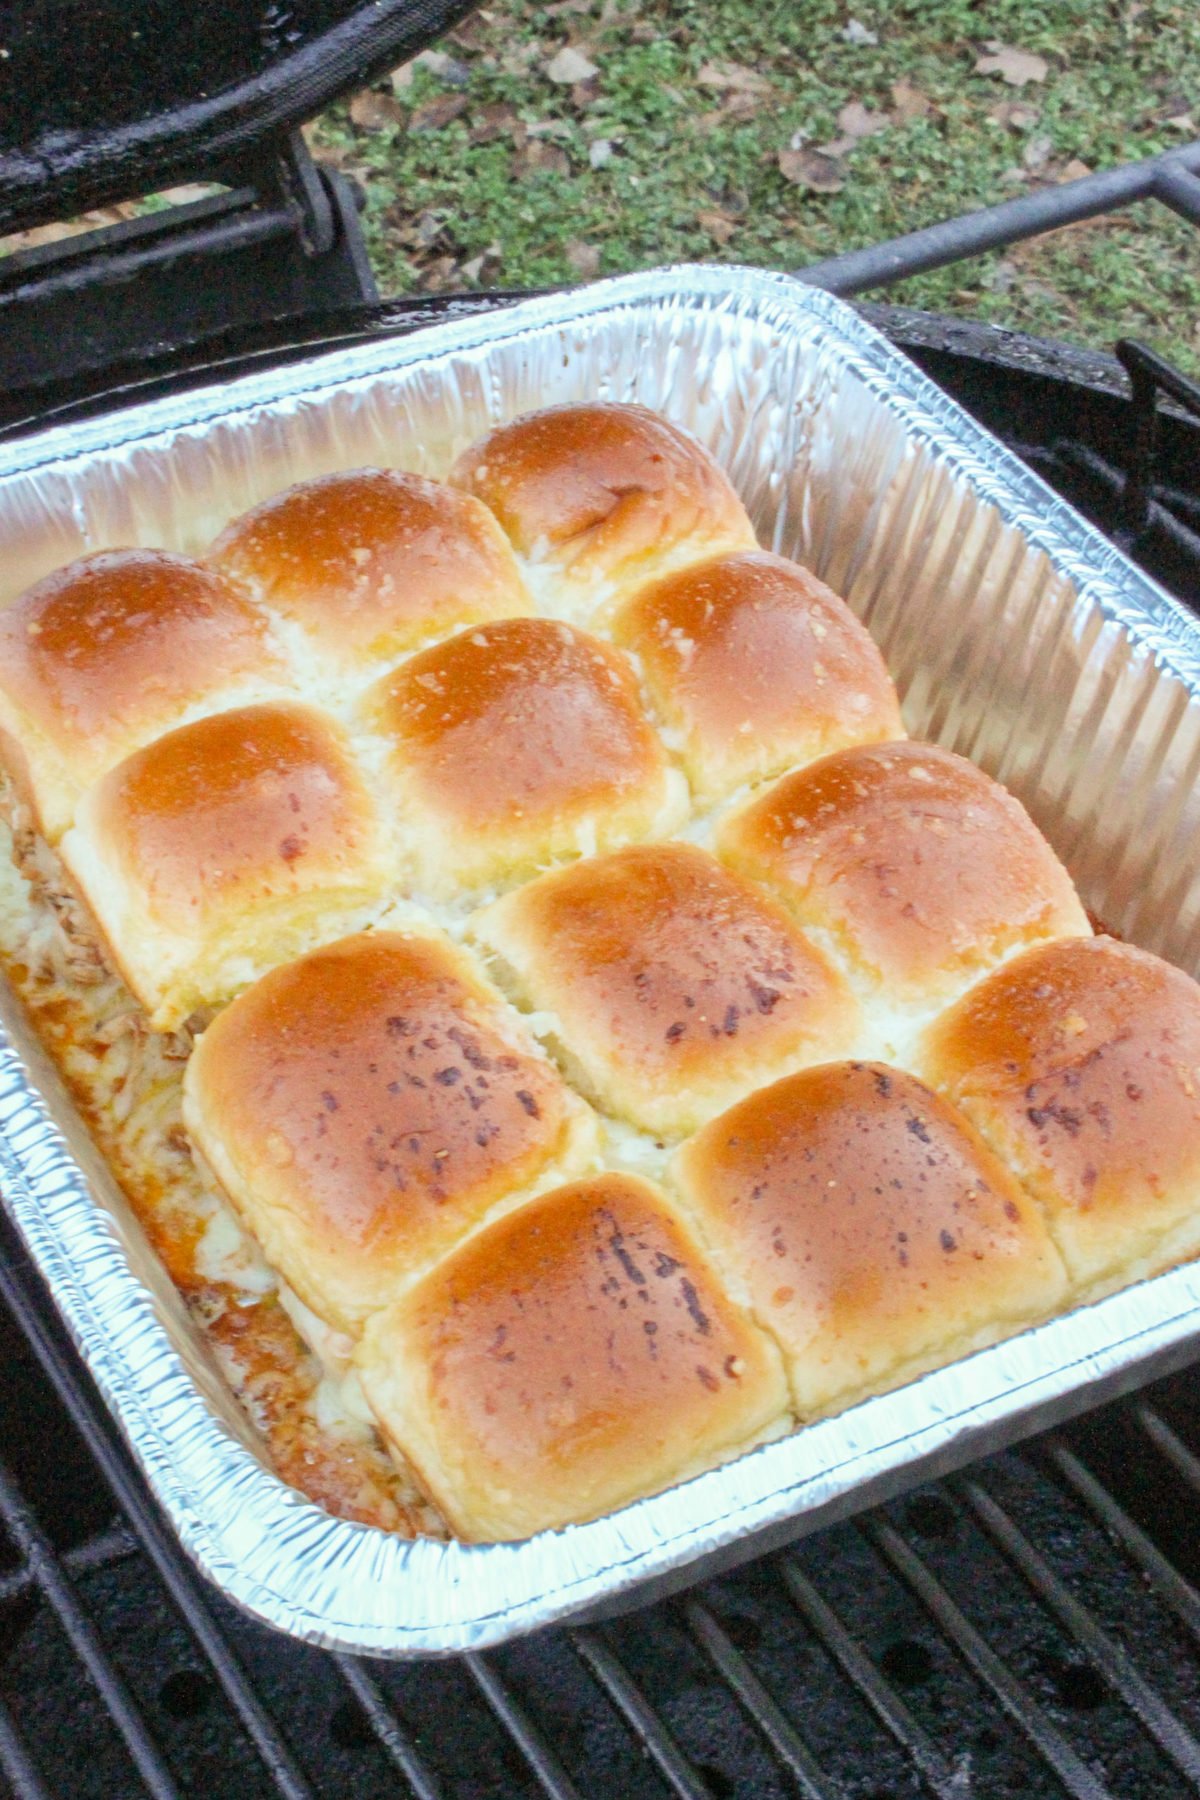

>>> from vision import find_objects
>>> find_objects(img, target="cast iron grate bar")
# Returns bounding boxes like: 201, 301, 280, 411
332, 1655, 446, 1800
958, 1475, 1200, 1787
570, 1627, 716, 1800
0, 1454, 182, 1800
683, 1596, 843, 1800
1137, 1405, 1200, 1495
777, 1556, 963, 1800
864, 1516, 1115, 1800
464, 1652, 584, 1800
0, 1518, 136, 1605
1043, 1437, 1200, 1646
0, 1239, 315, 1800
0, 1691, 52, 1800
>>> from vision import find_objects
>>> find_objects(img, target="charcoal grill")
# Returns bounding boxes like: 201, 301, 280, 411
5, 6, 1200, 1794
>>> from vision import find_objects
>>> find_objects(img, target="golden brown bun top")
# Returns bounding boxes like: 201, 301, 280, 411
922, 936, 1200, 1213
0, 547, 274, 751
489, 842, 852, 1078
450, 402, 755, 582
392, 1172, 781, 1516
209, 468, 529, 664
82, 701, 377, 926
189, 930, 570, 1257
681, 1060, 1042, 1297
720, 740, 1088, 990
371, 615, 665, 829
614, 549, 902, 759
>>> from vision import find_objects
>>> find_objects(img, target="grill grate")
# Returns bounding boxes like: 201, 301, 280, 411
4, 314, 1200, 1799
9, 1187, 1200, 1800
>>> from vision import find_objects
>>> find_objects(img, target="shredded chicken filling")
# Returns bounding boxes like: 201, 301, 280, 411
0, 787, 440, 1536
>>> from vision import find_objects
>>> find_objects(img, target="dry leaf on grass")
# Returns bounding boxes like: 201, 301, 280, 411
1022, 133, 1054, 171
470, 102, 522, 144
349, 89, 405, 131
0, 205, 139, 257
161, 184, 221, 205
410, 94, 469, 132
777, 147, 845, 192
517, 140, 571, 176
837, 100, 890, 138
890, 78, 935, 121
989, 100, 1041, 130
695, 208, 739, 244
418, 255, 459, 293
566, 241, 601, 277
414, 49, 471, 85
544, 44, 599, 84
696, 61, 773, 95
460, 243, 503, 284
975, 44, 1049, 87
722, 91, 767, 121
1059, 158, 1093, 181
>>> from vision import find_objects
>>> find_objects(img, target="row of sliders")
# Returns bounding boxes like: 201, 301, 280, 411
183, 922, 1200, 1541
0, 402, 757, 845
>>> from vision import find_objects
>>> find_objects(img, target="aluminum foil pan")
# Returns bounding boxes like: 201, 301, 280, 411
1, 266, 1199, 1657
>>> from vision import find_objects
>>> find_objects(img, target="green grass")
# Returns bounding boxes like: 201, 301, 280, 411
311, 0, 1200, 370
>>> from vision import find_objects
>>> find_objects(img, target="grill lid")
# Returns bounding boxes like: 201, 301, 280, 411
0, 0, 475, 235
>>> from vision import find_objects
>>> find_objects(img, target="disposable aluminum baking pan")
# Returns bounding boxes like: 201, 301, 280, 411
1, 266, 1199, 1657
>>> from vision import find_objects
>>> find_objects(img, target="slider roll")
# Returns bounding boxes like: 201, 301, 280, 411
366, 616, 686, 896
450, 402, 757, 618
209, 467, 531, 671
719, 740, 1089, 1001
183, 930, 594, 1333
356, 1172, 789, 1540
474, 842, 859, 1137
613, 550, 903, 802
60, 702, 391, 1029
0, 549, 282, 841
673, 1060, 1068, 1418
919, 936, 1200, 1293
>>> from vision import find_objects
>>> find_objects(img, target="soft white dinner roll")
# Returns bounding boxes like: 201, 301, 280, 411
364, 616, 686, 896
919, 936, 1200, 1295
355, 1171, 789, 1540
183, 930, 595, 1333
612, 550, 903, 803
449, 402, 757, 620
60, 702, 392, 1029
718, 740, 1089, 1006
208, 467, 531, 674
673, 1060, 1068, 1418
0, 549, 283, 841
473, 842, 859, 1138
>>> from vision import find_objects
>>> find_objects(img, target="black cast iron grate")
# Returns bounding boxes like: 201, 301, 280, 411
13, 1198, 1200, 1800
1, 315, 1200, 1799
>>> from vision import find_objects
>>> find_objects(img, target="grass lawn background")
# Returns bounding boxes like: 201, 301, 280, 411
309, 0, 1200, 371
